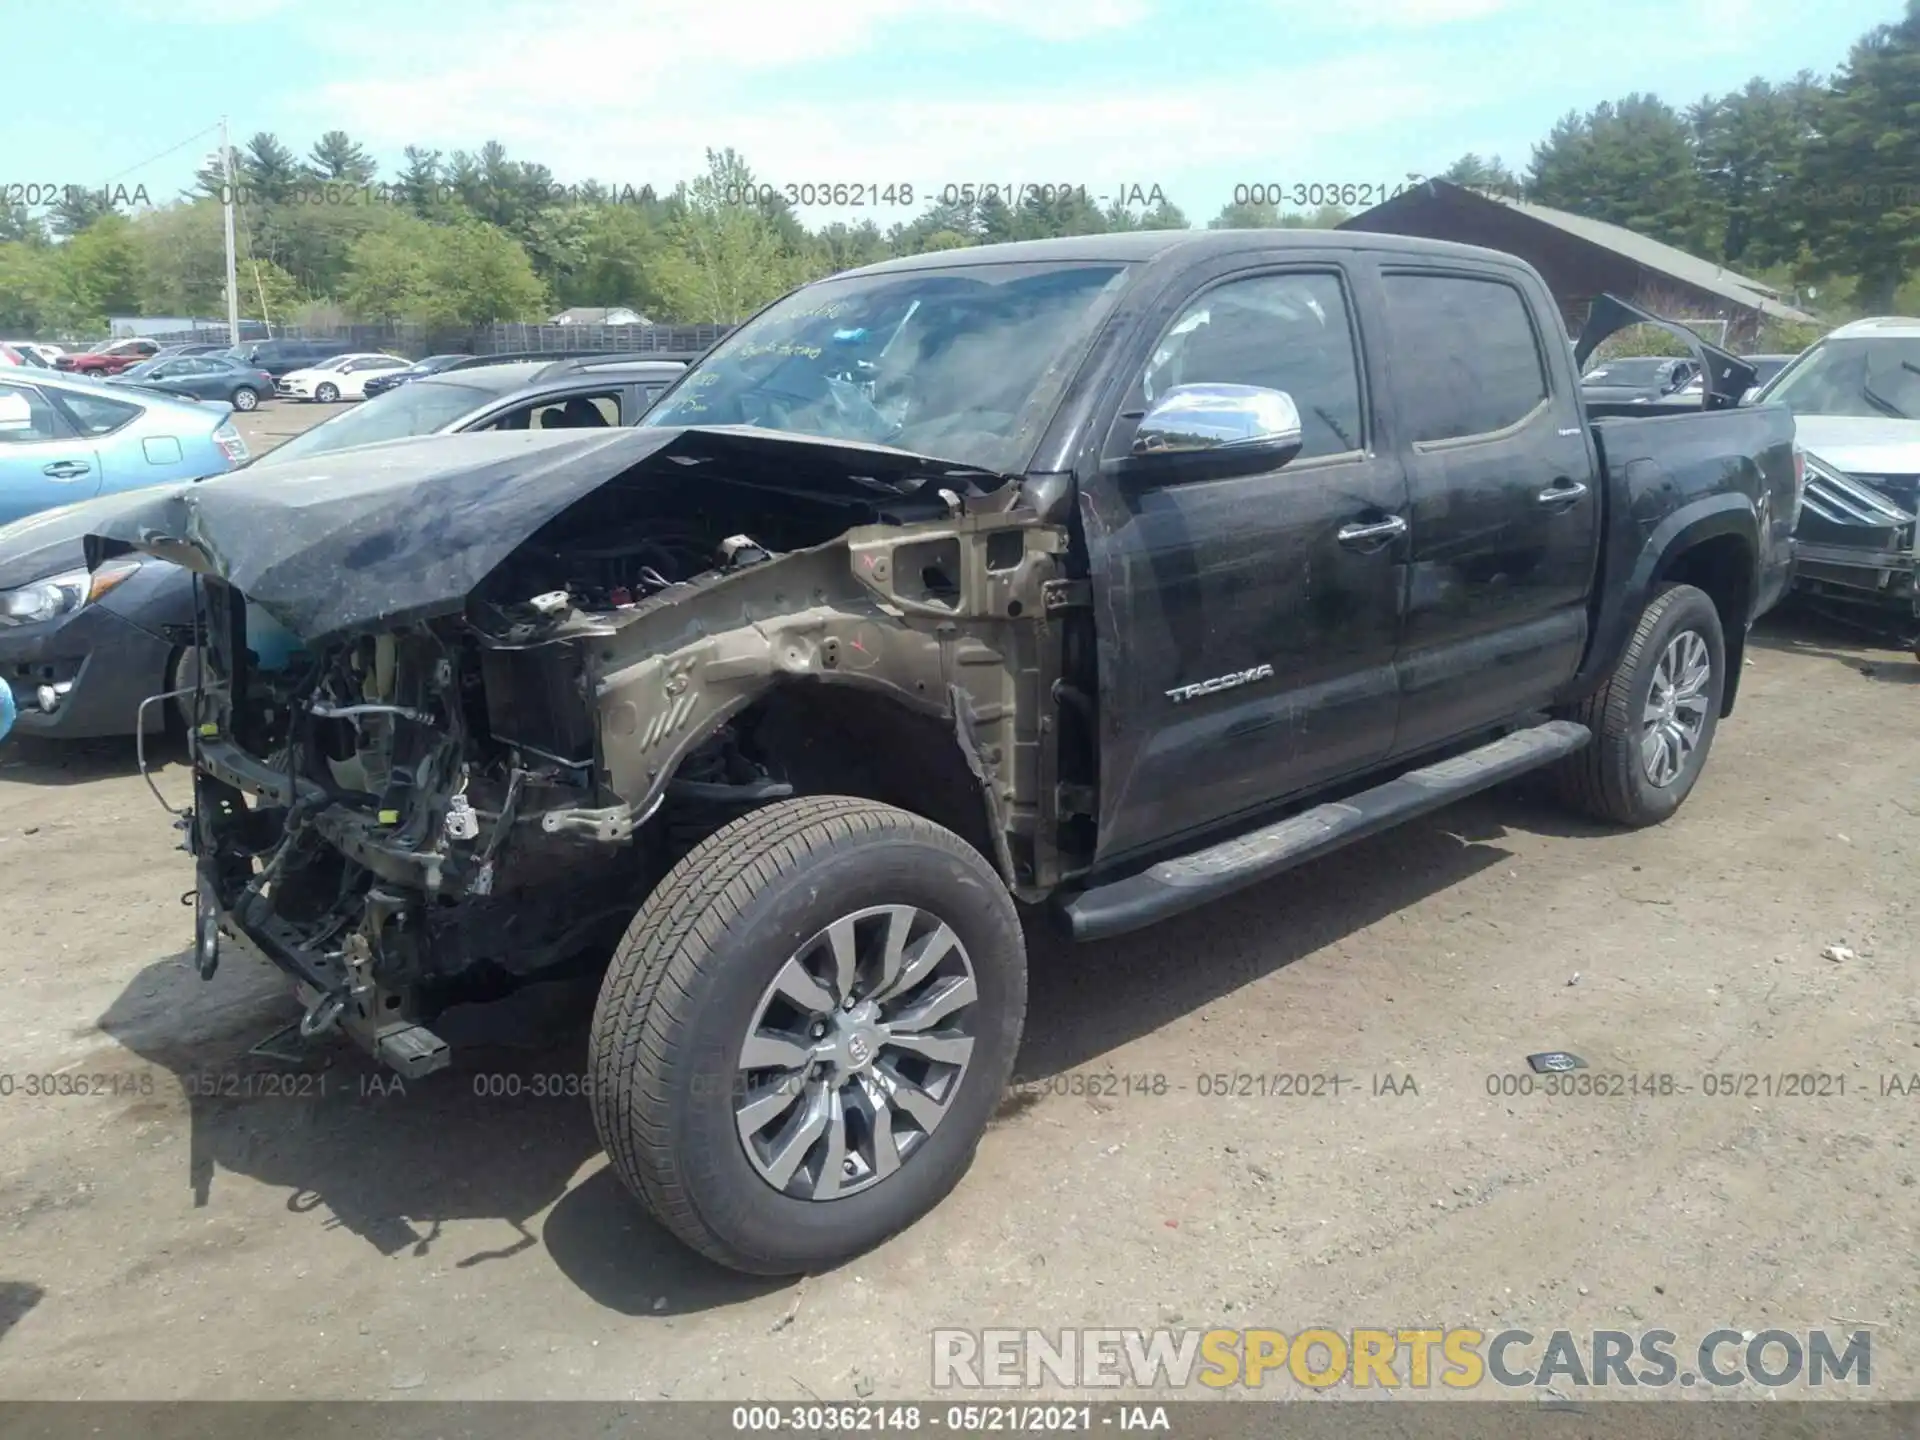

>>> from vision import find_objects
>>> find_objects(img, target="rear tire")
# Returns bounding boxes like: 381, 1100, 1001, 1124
230, 386, 259, 411
1553, 582, 1725, 826
590, 796, 1027, 1275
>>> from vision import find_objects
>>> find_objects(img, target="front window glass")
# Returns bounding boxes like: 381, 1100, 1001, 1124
644, 261, 1131, 474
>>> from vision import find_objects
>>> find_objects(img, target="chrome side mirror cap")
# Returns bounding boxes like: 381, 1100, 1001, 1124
1129, 383, 1305, 477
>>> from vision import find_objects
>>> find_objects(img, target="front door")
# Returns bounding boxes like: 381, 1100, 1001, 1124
1081, 264, 1409, 864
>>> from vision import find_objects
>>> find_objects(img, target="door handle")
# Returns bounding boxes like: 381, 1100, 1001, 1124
42, 461, 91, 481
1336, 514, 1408, 549
1537, 478, 1588, 508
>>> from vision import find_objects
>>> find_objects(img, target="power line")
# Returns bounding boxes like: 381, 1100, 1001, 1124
97, 122, 224, 187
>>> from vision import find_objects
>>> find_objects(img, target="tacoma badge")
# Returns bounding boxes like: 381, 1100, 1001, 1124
1165, 663, 1275, 705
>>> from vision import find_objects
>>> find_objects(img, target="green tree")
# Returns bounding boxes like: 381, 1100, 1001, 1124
0, 243, 62, 332
52, 213, 143, 322
48, 185, 117, 238
1690, 76, 1821, 267
1208, 199, 1283, 228
1439, 153, 1521, 197
0, 204, 42, 244
306, 130, 378, 184
642, 149, 807, 322
1527, 94, 1715, 252
1799, 0, 1920, 311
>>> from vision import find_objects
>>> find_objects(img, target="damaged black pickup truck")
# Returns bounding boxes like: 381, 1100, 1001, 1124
88, 231, 1799, 1275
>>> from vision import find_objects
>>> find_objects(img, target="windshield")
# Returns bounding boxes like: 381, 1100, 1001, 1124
121, 360, 161, 378
1758, 336, 1920, 420
249, 379, 500, 467
642, 260, 1131, 473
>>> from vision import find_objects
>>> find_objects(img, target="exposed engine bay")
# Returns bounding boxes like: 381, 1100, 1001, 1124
168, 439, 1077, 1076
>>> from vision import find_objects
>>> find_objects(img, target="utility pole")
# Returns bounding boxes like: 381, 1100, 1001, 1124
220, 115, 241, 347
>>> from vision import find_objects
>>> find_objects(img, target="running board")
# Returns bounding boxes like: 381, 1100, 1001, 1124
1058, 720, 1591, 941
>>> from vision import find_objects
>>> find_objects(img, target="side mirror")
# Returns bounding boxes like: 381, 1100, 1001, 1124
1739, 386, 1760, 406
1125, 383, 1304, 478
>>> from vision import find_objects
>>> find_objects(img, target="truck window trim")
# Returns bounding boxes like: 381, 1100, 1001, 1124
1103, 262, 1372, 469
1379, 264, 1558, 449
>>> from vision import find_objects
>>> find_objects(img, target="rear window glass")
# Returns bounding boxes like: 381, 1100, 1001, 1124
1381, 273, 1550, 442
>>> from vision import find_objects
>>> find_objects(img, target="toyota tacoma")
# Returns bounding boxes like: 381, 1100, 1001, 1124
88, 232, 1800, 1275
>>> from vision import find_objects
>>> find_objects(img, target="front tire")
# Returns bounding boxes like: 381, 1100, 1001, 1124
1553, 582, 1725, 826
230, 386, 259, 411
590, 796, 1027, 1275
314, 382, 339, 403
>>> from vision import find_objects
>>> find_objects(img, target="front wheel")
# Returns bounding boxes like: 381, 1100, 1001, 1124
590, 796, 1027, 1275
1553, 582, 1725, 826
230, 385, 259, 411
314, 382, 340, 403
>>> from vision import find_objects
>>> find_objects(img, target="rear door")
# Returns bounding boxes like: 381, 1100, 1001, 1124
0, 379, 103, 523
1081, 260, 1409, 862
1371, 264, 1598, 757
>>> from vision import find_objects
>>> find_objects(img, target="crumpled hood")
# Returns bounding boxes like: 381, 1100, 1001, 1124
1792, 415, 1920, 477
85, 423, 1012, 643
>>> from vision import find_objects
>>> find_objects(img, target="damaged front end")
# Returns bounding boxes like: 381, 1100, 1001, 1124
94, 427, 1073, 1076
1791, 454, 1920, 634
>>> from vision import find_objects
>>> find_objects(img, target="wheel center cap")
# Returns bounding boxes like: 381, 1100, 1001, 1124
846, 1033, 873, 1067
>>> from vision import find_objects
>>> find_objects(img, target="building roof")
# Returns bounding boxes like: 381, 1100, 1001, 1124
1343, 180, 1815, 324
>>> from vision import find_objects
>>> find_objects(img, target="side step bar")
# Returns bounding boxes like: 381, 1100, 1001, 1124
1058, 720, 1591, 941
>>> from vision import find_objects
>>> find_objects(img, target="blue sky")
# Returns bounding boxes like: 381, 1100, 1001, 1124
5, 0, 1900, 227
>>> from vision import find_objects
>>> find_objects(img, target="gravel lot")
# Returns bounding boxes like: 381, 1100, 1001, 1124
0, 397, 1913, 1402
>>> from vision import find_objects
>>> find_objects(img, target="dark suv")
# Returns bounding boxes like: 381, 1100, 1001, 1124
225, 338, 357, 379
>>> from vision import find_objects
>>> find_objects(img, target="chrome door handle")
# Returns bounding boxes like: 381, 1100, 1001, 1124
1336, 515, 1408, 548
1537, 478, 1588, 508
42, 461, 91, 480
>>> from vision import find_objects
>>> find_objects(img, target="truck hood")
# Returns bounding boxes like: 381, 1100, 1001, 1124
84, 424, 1014, 643
1790, 415, 1920, 476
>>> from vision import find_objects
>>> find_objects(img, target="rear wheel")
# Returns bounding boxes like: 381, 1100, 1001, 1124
314, 382, 340, 403
230, 386, 259, 411
1553, 582, 1725, 826
590, 796, 1027, 1275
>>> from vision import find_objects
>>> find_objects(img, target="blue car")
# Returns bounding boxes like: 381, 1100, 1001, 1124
0, 369, 247, 528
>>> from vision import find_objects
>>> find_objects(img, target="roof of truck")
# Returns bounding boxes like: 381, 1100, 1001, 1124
840, 227, 1515, 276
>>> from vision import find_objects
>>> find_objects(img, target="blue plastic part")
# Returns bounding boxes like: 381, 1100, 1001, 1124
0, 678, 15, 744
246, 608, 305, 672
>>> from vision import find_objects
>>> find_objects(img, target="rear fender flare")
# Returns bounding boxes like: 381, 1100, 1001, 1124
1562, 492, 1758, 711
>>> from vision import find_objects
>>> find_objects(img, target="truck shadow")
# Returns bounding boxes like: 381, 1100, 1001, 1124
0, 1281, 43, 1346
1012, 807, 1517, 1086
1748, 607, 1920, 683
92, 798, 1525, 1315
94, 955, 785, 1318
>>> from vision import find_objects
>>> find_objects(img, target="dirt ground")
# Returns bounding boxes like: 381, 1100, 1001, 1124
0, 400, 1914, 1401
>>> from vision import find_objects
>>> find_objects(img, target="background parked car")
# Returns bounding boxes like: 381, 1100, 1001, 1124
1579, 354, 1699, 405
147, 342, 234, 361
0, 357, 683, 741
220, 337, 356, 378
3, 343, 65, 366
0, 345, 46, 369
55, 338, 160, 376
107, 355, 278, 412
276, 352, 410, 402
360, 353, 474, 399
